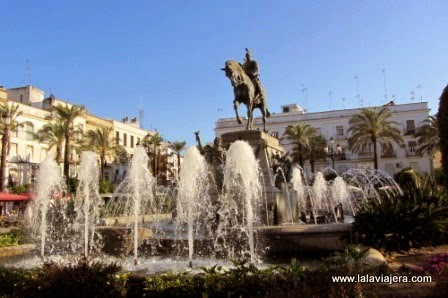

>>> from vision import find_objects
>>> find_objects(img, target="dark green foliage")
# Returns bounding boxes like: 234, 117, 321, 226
0, 260, 127, 298
395, 168, 420, 190
0, 230, 22, 247
67, 177, 79, 194
99, 180, 114, 193
354, 177, 448, 251
8, 184, 30, 194
438, 85, 448, 187
144, 258, 369, 297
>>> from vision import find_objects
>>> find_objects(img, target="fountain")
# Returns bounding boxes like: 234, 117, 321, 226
0, 49, 404, 275
32, 157, 65, 257
221, 140, 262, 263
176, 146, 210, 267
105, 147, 155, 264
74, 151, 101, 258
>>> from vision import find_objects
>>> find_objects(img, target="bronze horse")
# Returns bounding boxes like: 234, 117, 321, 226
221, 60, 270, 132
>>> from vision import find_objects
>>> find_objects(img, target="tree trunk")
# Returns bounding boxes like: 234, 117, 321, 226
56, 144, 62, 163
64, 131, 70, 185
0, 131, 9, 191
310, 159, 315, 173
100, 155, 105, 181
373, 139, 378, 170
177, 152, 181, 177
298, 143, 304, 168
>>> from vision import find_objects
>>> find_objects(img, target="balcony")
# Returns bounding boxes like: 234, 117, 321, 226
357, 151, 374, 158
381, 151, 397, 158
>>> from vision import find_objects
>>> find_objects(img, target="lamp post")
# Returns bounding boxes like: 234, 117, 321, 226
1, 112, 11, 191
324, 137, 342, 169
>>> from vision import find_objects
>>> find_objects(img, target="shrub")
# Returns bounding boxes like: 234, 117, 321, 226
8, 184, 30, 194
5, 259, 128, 298
354, 177, 448, 251
0, 230, 23, 247
99, 180, 114, 194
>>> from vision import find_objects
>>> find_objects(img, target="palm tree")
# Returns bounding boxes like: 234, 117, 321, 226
142, 132, 164, 176
86, 127, 123, 181
302, 135, 327, 173
52, 103, 85, 182
438, 85, 448, 185
34, 121, 66, 163
415, 115, 439, 156
170, 141, 186, 177
0, 103, 22, 191
283, 124, 316, 168
348, 107, 404, 170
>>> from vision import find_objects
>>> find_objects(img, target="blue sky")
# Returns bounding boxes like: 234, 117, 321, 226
1, 0, 447, 145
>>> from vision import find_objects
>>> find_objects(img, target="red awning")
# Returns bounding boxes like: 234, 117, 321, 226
0, 193, 29, 201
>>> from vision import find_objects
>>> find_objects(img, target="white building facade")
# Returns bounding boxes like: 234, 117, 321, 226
215, 102, 432, 177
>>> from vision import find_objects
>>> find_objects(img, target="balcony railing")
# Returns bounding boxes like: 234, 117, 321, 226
357, 151, 374, 158
381, 151, 397, 158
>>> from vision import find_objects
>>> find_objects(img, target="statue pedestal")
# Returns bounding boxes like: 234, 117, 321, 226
221, 131, 295, 225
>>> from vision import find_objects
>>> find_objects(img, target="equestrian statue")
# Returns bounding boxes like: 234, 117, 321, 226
221, 48, 271, 132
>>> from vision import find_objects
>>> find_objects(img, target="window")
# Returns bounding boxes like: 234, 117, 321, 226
25, 123, 34, 141
282, 107, 290, 113
406, 120, 415, 134
408, 141, 417, 153
131, 135, 134, 148
123, 133, 127, 146
116, 131, 120, 145
9, 143, 18, 158
26, 145, 34, 161
336, 126, 344, 136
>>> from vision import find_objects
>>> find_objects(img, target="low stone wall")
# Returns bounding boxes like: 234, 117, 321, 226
0, 244, 36, 258
102, 213, 172, 226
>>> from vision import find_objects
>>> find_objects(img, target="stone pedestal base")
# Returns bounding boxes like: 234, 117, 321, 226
221, 130, 295, 225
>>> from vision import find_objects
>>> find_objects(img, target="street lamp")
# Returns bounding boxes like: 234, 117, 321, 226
324, 137, 342, 169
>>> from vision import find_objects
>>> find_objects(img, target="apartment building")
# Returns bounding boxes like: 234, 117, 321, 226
0, 84, 163, 186
215, 102, 432, 177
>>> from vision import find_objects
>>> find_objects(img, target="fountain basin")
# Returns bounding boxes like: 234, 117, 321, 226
257, 223, 352, 256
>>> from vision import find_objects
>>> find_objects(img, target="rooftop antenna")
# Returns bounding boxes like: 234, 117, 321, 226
342, 97, 346, 110
329, 91, 332, 110
217, 108, 223, 119
301, 83, 308, 111
382, 69, 388, 104
26, 60, 31, 85
354, 75, 361, 107
392, 94, 397, 102
138, 98, 144, 129
410, 91, 415, 102
416, 84, 423, 102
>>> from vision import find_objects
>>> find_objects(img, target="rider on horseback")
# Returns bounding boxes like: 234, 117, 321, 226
242, 48, 263, 104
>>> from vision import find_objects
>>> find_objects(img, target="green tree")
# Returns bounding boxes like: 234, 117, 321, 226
302, 135, 327, 173
283, 124, 316, 168
142, 132, 164, 176
415, 115, 439, 156
34, 121, 66, 163
0, 103, 22, 191
438, 85, 448, 185
86, 127, 123, 181
170, 141, 186, 177
52, 103, 85, 183
348, 107, 404, 170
